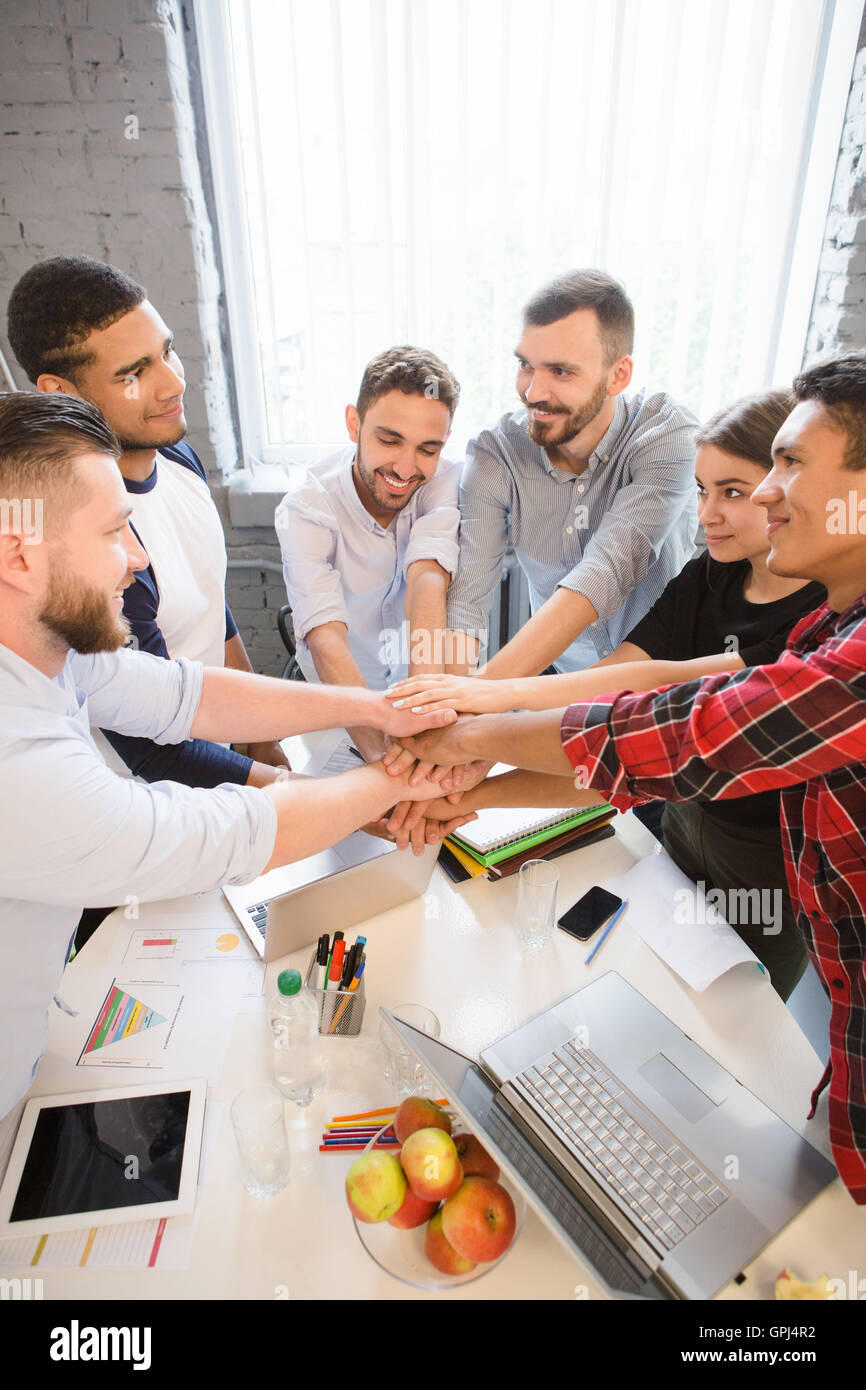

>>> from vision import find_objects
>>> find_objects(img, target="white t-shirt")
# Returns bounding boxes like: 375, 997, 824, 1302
92, 444, 232, 777
123, 445, 229, 669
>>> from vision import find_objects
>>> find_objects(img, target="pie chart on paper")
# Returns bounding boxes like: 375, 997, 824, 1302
215, 933, 240, 952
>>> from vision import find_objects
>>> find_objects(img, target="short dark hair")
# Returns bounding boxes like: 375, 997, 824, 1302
356, 346, 460, 421
522, 269, 635, 364
7, 256, 146, 385
696, 389, 795, 472
0, 391, 120, 534
793, 352, 866, 471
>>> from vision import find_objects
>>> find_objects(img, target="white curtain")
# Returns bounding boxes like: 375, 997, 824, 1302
222, 0, 839, 457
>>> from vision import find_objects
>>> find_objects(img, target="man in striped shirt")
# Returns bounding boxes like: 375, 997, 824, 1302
395, 353, 866, 1204
445, 269, 699, 677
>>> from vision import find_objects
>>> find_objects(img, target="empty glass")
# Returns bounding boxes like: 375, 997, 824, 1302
379, 1004, 441, 1100
514, 860, 559, 949
230, 1084, 290, 1198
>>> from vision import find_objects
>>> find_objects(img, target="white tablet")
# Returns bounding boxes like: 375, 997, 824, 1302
0, 1079, 207, 1237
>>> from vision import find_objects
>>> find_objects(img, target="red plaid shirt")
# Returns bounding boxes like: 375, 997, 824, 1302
561, 595, 866, 1204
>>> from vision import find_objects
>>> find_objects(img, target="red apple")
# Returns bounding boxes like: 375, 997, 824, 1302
387, 1183, 439, 1230
424, 1208, 477, 1275
394, 1096, 452, 1145
440, 1177, 517, 1262
452, 1131, 500, 1182
400, 1127, 463, 1201
345, 1150, 407, 1223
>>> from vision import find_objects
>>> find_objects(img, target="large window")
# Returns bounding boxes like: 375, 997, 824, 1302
195, 0, 863, 469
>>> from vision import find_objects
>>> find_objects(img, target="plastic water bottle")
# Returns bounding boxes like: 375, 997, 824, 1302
268, 969, 325, 1106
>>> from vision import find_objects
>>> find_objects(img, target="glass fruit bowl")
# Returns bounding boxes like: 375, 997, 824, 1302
349, 1113, 525, 1291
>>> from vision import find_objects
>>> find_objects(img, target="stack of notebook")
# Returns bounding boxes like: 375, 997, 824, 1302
439, 791, 615, 884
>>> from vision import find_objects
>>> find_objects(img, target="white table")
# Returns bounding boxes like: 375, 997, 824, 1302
5, 799, 863, 1302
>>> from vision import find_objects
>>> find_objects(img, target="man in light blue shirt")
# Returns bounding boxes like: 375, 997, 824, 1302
0, 393, 460, 1119
275, 347, 461, 764
445, 270, 698, 676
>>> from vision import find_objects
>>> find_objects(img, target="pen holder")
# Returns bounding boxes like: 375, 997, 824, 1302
304, 950, 366, 1037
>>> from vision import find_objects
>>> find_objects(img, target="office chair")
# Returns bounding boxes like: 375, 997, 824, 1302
277, 605, 305, 681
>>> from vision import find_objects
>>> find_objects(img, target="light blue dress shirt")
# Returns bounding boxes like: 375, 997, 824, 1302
275, 446, 460, 688
445, 390, 699, 672
0, 641, 277, 1119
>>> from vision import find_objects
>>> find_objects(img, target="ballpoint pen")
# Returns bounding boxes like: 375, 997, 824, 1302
586, 899, 628, 965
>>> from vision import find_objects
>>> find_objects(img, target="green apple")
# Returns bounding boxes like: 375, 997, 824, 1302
345, 1149, 407, 1223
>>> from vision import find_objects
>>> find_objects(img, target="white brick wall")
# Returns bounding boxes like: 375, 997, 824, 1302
804, 14, 866, 362
0, 0, 288, 675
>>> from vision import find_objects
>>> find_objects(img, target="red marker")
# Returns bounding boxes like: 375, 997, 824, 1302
328, 940, 346, 989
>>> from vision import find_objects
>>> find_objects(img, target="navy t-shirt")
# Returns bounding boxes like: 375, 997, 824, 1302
626, 553, 826, 826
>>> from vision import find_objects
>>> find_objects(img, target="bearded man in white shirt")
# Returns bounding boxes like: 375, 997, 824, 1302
0, 392, 463, 1119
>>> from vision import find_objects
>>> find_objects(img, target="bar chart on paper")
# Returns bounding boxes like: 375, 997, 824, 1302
121, 927, 243, 963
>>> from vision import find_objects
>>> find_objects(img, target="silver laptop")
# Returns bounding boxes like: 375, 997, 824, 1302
383, 972, 836, 1300
224, 835, 440, 961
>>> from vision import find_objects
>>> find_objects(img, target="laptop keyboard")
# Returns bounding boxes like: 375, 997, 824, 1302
516, 1040, 728, 1252
247, 903, 268, 939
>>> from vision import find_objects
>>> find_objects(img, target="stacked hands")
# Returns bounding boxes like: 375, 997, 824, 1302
376, 674, 498, 854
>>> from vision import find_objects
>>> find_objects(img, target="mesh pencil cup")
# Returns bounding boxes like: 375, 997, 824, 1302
304, 949, 366, 1036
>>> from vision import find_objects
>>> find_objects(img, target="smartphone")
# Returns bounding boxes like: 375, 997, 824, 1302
557, 885, 624, 943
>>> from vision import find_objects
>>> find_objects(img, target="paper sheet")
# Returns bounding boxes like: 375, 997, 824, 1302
116, 926, 266, 1012
43, 967, 237, 1084
305, 735, 366, 778
601, 853, 770, 992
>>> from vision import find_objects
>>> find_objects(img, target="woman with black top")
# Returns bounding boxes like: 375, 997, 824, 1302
387, 390, 826, 1000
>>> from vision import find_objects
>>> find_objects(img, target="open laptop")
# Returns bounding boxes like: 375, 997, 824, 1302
224, 835, 440, 962
383, 972, 836, 1300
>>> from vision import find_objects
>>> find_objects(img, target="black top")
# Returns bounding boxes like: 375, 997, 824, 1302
626, 554, 827, 826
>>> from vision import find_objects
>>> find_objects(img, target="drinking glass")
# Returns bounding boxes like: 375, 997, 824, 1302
230, 1084, 290, 1197
514, 859, 559, 949
379, 1004, 441, 1100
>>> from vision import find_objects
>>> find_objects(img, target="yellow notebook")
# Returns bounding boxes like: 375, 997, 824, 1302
444, 837, 489, 878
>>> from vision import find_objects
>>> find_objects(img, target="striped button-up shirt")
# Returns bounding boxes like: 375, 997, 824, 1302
559, 596, 866, 1203
446, 390, 699, 671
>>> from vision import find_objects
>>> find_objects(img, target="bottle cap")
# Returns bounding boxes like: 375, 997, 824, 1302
277, 969, 303, 996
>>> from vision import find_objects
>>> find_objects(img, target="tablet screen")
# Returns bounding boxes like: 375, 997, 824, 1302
9, 1090, 191, 1223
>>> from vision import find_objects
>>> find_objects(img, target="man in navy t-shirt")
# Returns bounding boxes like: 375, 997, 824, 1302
7, 255, 289, 790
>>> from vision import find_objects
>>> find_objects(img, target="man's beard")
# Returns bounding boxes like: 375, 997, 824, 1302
40, 556, 131, 655
526, 377, 609, 451
355, 441, 422, 513
116, 419, 186, 453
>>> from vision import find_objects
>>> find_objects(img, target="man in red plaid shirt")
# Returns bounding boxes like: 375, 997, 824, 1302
393, 353, 866, 1204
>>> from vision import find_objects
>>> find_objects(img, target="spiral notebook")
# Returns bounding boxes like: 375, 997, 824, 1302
450, 802, 613, 868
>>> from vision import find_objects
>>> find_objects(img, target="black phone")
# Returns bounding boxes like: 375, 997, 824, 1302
557, 885, 624, 942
